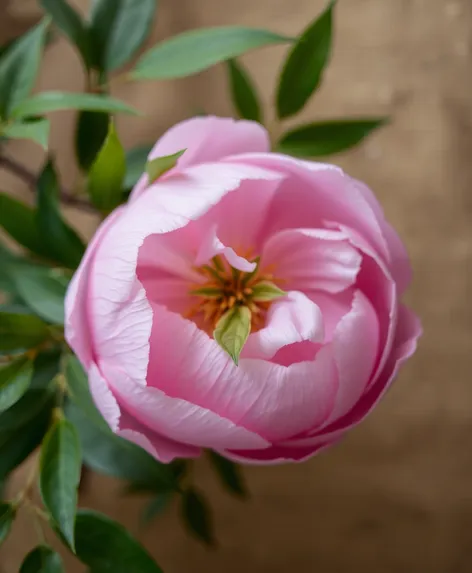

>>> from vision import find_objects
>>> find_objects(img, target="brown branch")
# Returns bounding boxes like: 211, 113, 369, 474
0, 154, 96, 212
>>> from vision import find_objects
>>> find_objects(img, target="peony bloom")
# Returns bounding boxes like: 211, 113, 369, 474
65, 116, 421, 464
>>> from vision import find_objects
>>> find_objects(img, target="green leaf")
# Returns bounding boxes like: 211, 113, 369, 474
11, 91, 139, 120
140, 493, 173, 526
145, 149, 185, 183
1, 118, 50, 149
89, 0, 157, 73
0, 19, 49, 119
87, 121, 126, 212
37, 159, 86, 269
19, 545, 64, 573
75, 110, 109, 171
0, 193, 51, 259
40, 418, 81, 552
181, 488, 215, 547
0, 388, 54, 434
75, 510, 164, 573
227, 59, 262, 123
132, 26, 291, 80
124, 144, 153, 190
30, 349, 62, 390
250, 281, 286, 302
0, 311, 49, 352
0, 356, 33, 412
276, 0, 336, 119
8, 265, 67, 324
277, 118, 387, 157
40, 0, 91, 69
0, 502, 15, 546
207, 451, 247, 498
213, 305, 251, 365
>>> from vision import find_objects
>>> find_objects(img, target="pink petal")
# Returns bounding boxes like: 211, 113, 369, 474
88, 362, 121, 431
262, 227, 362, 294
243, 291, 324, 360
195, 224, 256, 272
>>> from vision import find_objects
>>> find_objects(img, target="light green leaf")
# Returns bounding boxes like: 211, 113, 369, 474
89, 0, 157, 72
11, 91, 139, 119
207, 451, 247, 498
227, 59, 262, 123
0, 19, 49, 119
124, 144, 153, 190
1, 118, 50, 149
87, 121, 126, 212
40, 0, 91, 68
75, 510, 164, 573
75, 110, 109, 171
40, 418, 81, 552
276, 0, 336, 119
213, 305, 251, 365
0, 356, 33, 413
0, 311, 49, 352
180, 488, 215, 547
250, 281, 286, 302
145, 149, 185, 183
132, 26, 291, 80
37, 160, 86, 269
0, 502, 16, 546
20, 545, 64, 573
277, 118, 387, 157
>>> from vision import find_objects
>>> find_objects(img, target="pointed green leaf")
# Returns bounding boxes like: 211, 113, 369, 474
87, 121, 126, 212
213, 306, 251, 365
0, 19, 49, 119
132, 27, 291, 80
1, 118, 50, 149
11, 91, 139, 119
40, 0, 91, 68
250, 281, 286, 302
0, 311, 49, 352
0, 389, 54, 434
124, 144, 153, 190
190, 287, 222, 298
227, 59, 262, 123
40, 418, 81, 552
0, 356, 33, 413
207, 451, 247, 498
89, 0, 157, 73
145, 149, 185, 183
0, 502, 16, 546
276, 0, 336, 119
277, 118, 387, 157
37, 160, 86, 269
75, 110, 109, 171
75, 510, 164, 572
181, 488, 215, 547
20, 545, 64, 573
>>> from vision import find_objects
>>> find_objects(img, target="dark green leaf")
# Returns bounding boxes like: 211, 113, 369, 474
30, 349, 62, 390
0, 502, 15, 546
89, 0, 157, 73
0, 311, 49, 352
277, 118, 387, 157
37, 159, 86, 269
276, 0, 336, 119
40, 418, 81, 552
19, 545, 64, 573
140, 493, 173, 526
0, 388, 54, 434
0, 356, 33, 412
227, 59, 262, 123
0, 19, 49, 119
75, 510, 164, 573
213, 305, 251, 365
8, 265, 67, 324
87, 121, 126, 212
124, 144, 153, 190
40, 0, 91, 68
145, 149, 185, 183
1, 118, 50, 149
75, 110, 109, 171
181, 488, 215, 547
132, 27, 291, 80
207, 451, 247, 498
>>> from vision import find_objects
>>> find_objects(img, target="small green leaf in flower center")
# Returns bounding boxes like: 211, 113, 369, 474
214, 306, 251, 365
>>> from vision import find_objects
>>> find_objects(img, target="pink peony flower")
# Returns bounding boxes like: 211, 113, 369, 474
65, 116, 421, 464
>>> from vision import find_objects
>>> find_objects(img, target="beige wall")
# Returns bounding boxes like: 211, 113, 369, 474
1, 0, 472, 571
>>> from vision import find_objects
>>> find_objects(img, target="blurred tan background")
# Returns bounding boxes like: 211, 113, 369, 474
1, 0, 471, 571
